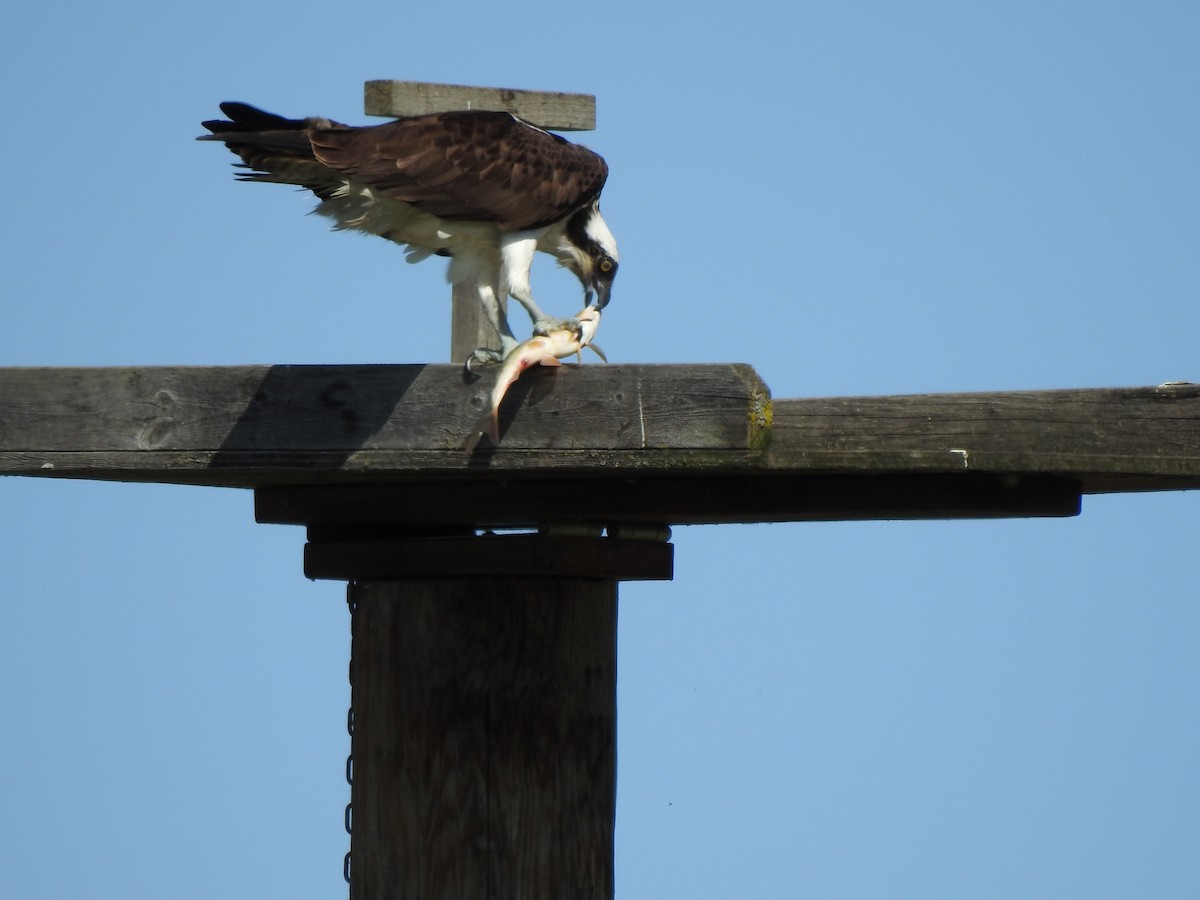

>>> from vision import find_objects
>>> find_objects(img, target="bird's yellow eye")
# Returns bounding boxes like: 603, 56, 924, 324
599, 257, 615, 274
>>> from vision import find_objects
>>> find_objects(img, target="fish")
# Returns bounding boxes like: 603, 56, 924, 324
463, 307, 605, 452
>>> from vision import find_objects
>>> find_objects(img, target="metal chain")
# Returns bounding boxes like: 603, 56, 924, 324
344, 586, 356, 898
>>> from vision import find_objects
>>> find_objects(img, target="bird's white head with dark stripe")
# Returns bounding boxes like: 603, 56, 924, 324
558, 200, 619, 310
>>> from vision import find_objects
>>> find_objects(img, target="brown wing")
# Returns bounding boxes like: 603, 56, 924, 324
308, 110, 609, 231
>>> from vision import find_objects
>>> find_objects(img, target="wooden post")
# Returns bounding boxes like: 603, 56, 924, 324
347, 82, 621, 900
349, 577, 616, 899
451, 282, 501, 364
3, 368, 1200, 895
339, 534, 663, 899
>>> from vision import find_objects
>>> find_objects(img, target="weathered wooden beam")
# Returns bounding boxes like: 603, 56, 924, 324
305, 532, 672, 581
364, 80, 597, 131
0, 364, 769, 482
2, 368, 1197, 503
259, 473, 1082, 529
349, 577, 616, 899
768, 384, 1200, 493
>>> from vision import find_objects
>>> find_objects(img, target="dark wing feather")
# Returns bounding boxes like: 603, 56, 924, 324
199, 102, 348, 199
308, 110, 609, 231
199, 105, 608, 230
201, 101, 313, 134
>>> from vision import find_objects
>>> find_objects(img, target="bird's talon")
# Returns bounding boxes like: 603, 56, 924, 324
464, 347, 505, 376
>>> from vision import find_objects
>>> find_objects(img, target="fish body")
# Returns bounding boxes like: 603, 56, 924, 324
464, 307, 603, 452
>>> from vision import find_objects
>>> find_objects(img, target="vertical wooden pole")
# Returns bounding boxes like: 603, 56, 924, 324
346, 81, 619, 899
349, 577, 617, 899
451, 283, 504, 365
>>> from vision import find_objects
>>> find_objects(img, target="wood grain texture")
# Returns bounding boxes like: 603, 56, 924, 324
349, 578, 616, 900
1, 368, 1197, 504
364, 80, 597, 131
451, 282, 505, 365
0, 364, 770, 480
768, 384, 1200, 492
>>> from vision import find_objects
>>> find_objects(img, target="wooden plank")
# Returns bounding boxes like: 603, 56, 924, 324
304, 533, 673, 580
768, 383, 1200, 492
1, 368, 1198, 500
259, 473, 1081, 528
349, 577, 616, 899
364, 80, 596, 131
0, 364, 769, 478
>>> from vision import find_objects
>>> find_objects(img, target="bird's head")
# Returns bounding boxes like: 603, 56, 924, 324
560, 201, 619, 309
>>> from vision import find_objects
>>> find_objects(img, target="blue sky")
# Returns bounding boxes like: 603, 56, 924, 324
2, 2, 1198, 897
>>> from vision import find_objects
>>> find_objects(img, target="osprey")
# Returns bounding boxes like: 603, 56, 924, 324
200, 102, 619, 363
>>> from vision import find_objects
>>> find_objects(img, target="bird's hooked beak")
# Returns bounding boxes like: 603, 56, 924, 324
586, 277, 612, 310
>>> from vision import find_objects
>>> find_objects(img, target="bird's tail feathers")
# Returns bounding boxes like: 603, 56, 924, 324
201, 102, 308, 134
198, 102, 336, 158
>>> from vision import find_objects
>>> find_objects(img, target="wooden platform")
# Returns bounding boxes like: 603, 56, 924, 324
4, 363, 1198, 899
2, 366, 1197, 524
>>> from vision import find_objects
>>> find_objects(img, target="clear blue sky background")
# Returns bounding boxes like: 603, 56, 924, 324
2, 2, 1198, 897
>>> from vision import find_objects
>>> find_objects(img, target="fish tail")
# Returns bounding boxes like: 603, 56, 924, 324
462, 425, 484, 453
462, 411, 495, 453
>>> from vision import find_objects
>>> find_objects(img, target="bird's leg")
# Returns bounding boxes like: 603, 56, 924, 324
499, 233, 580, 338
508, 285, 581, 338
449, 251, 522, 368
479, 287, 521, 354
464, 282, 521, 370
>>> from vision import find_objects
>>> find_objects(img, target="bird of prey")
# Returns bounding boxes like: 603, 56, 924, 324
199, 102, 619, 363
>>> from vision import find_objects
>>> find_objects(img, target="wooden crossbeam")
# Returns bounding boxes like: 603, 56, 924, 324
0, 364, 769, 481
363, 80, 596, 131
5, 364, 1196, 900
260, 473, 1083, 532
304, 532, 673, 581
1, 366, 1197, 507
